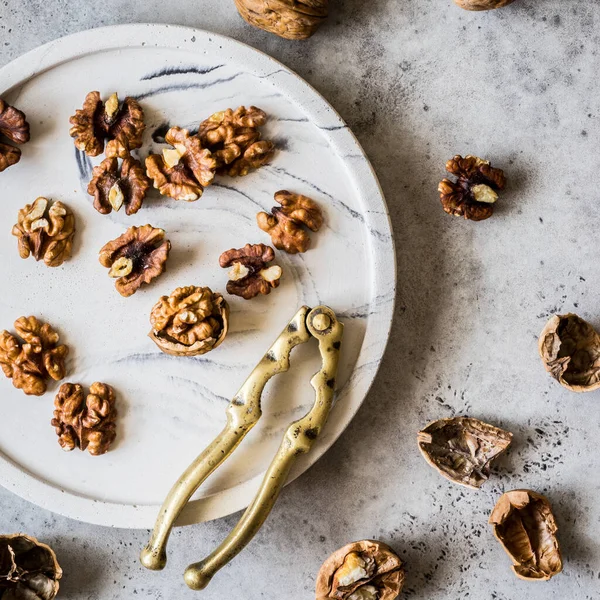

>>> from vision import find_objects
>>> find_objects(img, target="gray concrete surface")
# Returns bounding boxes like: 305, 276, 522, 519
1, 1, 600, 598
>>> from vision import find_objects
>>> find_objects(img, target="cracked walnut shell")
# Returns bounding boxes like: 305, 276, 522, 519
316, 540, 404, 600
12, 197, 75, 267
539, 313, 600, 392
234, 0, 328, 40
455, 0, 516, 9
417, 416, 512, 489
99, 224, 171, 297
0, 534, 62, 600
51, 382, 117, 456
219, 243, 282, 299
69, 91, 145, 158
0, 316, 68, 396
146, 127, 217, 201
88, 156, 150, 215
489, 490, 562, 581
0, 98, 30, 172
149, 286, 229, 356
439, 155, 506, 221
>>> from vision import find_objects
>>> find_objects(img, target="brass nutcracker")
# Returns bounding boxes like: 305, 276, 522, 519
141, 305, 343, 590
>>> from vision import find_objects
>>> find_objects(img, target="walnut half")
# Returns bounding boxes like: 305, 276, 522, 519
455, 0, 516, 10
0, 98, 30, 172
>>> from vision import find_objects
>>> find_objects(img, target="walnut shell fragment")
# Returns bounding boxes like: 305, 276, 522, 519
455, 0, 516, 10
316, 540, 404, 600
149, 286, 229, 356
489, 490, 562, 581
539, 313, 600, 392
234, 0, 329, 40
417, 416, 512, 489
0, 99, 30, 172
0, 534, 62, 600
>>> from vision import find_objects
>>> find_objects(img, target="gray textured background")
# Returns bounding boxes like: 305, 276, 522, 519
1, 1, 599, 598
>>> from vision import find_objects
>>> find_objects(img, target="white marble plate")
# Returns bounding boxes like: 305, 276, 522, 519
0, 24, 395, 528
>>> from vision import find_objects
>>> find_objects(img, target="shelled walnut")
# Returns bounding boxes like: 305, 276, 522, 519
219, 243, 282, 299
455, 0, 515, 9
438, 155, 506, 221
417, 417, 512, 489
12, 197, 75, 267
99, 224, 171, 297
51, 382, 117, 456
257, 190, 323, 253
234, 0, 329, 40
0, 316, 68, 396
69, 91, 145, 158
198, 106, 275, 176
0, 534, 62, 600
316, 540, 404, 600
489, 490, 562, 581
149, 286, 229, 356
0, 98, 30, 172
146, 126, 217, 200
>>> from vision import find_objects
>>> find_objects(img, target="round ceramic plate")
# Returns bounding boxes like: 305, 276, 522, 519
0, 24, 395, 528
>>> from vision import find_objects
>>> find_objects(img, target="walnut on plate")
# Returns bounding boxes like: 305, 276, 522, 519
69, 91, 145, 158
51, 382, 117, 456
316, 540, 405, 600
99, 224, 171, 297
88, 156, 150, 215
417, 416, 512, 489
146, 127, 217, 201
149, 286, 229, 356
0, 316, 68, 396
257, 190, 323, 253
234, 0, 329, 40
219, 243, 282, 300
0, 533, 62, 600
455, 0, 516, 9
12, 197, 75, 267
198, 106, 275, 176
489, 489, 562, 581
0, 98, 30, 172
438, 155, 506, 221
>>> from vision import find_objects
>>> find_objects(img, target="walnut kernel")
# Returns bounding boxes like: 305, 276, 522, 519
0, 98, 30, 172
455, 0, 516, 10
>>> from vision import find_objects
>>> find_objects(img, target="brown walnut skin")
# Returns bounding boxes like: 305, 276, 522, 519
539, 313, 600, 392
234, 0, 328, 40
455, 0, 516, 10
149, 286, 229, 357
99, 224, 171, 297
316, 540, 404, 600
489, 490, 563, 581
0, 98, 30, 172
0, 534, 62, 600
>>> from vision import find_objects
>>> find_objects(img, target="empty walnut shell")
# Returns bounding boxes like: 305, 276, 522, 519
316, 540, 404, 600
455, 0, 516, 10
489, 490, 562, 581
417, 416, 512, 489
0, 534, 62, 600
539, 313, 600, 392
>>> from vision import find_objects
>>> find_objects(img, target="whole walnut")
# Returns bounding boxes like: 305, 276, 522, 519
455, 0, 516, 10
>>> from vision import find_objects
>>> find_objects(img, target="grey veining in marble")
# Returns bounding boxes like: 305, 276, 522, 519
1, 1, 600, 599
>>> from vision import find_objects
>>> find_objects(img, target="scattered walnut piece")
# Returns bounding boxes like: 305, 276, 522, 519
219, 243, 282, 300
51, 382, 117, 456
149, 286, 229, 356
455, 0, 516, 10
257, 190, 323, 253
0, 534, 62, 600
417, 416, 512, 489
0, 98, 30, 172
316, 540, 404, 600
234, 0, 328, 40
489, 489, 562, 581
146, 127, 217, 201
0, 316, 68, 396
69, 91, 145, 158
99, 224, 171, 297
539, 313, 600, 392
198, 106, 275, 176
12, 197, 76, 267
438, 155, 506, 221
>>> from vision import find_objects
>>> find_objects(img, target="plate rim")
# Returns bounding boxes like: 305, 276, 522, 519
0, 23, 397, 528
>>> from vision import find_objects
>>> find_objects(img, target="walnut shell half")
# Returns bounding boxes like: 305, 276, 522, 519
316, 540, 404, 600
539, 313, 600, 392
489, 490, 562, 581
455, 0, 516, 10
417, 416, 512, 489
0, 534, 62, 600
